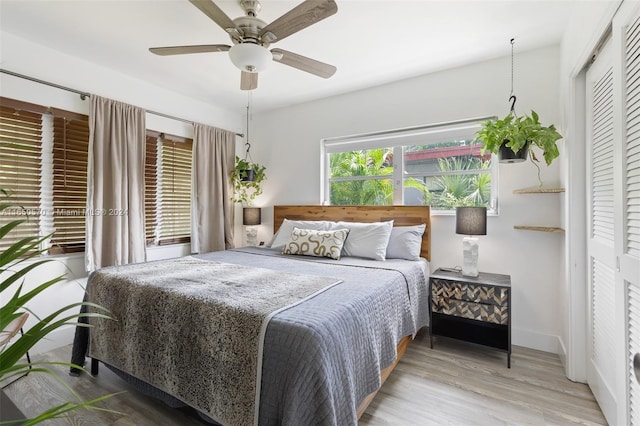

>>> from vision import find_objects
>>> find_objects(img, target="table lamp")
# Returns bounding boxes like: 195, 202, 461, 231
243, 207, 261, 246
455, 206, 487, 277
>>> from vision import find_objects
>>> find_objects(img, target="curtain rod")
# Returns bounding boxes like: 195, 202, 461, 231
0, 68, 244, 138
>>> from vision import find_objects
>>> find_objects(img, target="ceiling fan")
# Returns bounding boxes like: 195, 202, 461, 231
149, 0, 338, 90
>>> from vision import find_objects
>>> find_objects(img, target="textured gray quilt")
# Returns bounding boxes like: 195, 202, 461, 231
197, 248, 430, 426
75, 247, 429, 426
87, 256, 342, 425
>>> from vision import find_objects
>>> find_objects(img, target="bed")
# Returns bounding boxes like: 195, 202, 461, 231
71, 205, 431, 425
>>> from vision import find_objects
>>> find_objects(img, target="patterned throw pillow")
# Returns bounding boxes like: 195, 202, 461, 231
282, 227, 349, 260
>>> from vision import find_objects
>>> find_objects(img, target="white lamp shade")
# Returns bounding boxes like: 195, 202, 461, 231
229, 43, 271, 73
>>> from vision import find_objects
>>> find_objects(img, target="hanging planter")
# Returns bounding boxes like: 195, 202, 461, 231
241, 168, 256, 182
478, 108, 561, 165
499, 139, 530, 163
475, 39, 563, 184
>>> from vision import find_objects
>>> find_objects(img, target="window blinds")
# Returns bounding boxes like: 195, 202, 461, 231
0, 102, 44, 254
1, 97, 196, 254
145, 133, 159, 245
157, 134, 192, 245
50, 112, 89, 254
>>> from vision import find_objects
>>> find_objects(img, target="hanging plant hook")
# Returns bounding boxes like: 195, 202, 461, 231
507, 38, 517, 116
509, 95, 517, 115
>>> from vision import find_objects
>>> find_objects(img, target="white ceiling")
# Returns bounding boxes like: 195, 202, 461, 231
1, 0, 579, 113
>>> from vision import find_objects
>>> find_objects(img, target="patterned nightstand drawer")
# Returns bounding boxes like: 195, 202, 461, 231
431, 297, 509, 325
428, 269, 512, 367
431, 279, 508, 307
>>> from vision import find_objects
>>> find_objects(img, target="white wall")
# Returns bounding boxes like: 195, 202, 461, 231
0, 32, 241, 354
249, 45, 564, 353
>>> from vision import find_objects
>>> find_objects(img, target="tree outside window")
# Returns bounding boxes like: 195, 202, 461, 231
324, 123, 496, 212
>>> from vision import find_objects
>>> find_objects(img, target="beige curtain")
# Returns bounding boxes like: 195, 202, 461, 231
191, 123, 235, 253
85, 95, 146, 271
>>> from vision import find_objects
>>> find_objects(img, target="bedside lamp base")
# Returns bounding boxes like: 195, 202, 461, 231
246, 226, 258, 247
462, 236, 479, 277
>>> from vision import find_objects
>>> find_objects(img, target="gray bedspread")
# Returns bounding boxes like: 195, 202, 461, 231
196, 247, 430, 426
87, 256, 342, 426
73, 247, 429, 426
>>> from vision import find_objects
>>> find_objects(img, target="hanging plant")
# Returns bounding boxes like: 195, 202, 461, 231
475, 39, 563, 184
477, 108, 562, 165
231, 155, 266, 205
231, 93, 267, 205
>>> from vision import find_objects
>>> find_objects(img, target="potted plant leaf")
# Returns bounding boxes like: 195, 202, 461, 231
0, 189, 116, 424
231, 156, 266, 205
476, 110, 563, 182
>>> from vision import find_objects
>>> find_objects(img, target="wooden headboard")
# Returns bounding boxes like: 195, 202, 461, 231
273, 205, 431, 261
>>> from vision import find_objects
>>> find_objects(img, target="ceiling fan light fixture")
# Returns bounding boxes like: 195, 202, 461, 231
229, 43, 271, 73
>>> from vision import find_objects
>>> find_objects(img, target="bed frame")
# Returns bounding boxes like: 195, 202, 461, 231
273, 205, 431, 418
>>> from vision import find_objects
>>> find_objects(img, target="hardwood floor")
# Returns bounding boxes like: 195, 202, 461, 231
3, 328, 605, 425
361, 329, 605, 425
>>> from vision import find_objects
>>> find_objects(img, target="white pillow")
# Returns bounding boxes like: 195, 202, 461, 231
335, 220, 393, 261
386, 224, 426, 261
269, 219, 335, 250
282, 227, 349, 260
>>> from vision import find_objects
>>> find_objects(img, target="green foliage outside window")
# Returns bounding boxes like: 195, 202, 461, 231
430, 157, 492, 209
329, 149, 394, 206
328, 148, 492, 209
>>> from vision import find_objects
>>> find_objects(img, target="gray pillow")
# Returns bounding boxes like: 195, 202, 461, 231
385, 224, 426, 261
334, 220, 394, 261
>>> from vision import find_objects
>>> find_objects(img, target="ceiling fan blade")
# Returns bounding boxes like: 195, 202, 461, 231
260, 0, 337, 44
241, 71, 258, 90
149, 44, 231, 56
188, 0, 242, 37
271, 48, 336, 78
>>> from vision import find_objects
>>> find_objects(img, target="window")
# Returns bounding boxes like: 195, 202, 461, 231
322, 119, 497, 212
145, 131, 192, 245
1, 97, 196, 257
0, 98, 90, 255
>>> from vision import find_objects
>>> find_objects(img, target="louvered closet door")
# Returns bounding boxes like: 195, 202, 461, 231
624, 11, 640, 426
586, 37, 619, 424
586, 3, 640, 424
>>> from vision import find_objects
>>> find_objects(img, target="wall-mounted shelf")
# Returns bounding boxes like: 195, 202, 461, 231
513, 187, 565, 194
513, 188, 565, 233
514, 225, 565, 233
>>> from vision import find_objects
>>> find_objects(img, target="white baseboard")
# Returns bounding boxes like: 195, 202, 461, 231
512, 327, 560, 354
557, 336, 568, 370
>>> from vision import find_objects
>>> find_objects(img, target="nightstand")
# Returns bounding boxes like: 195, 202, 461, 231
429, 268, 512, 367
